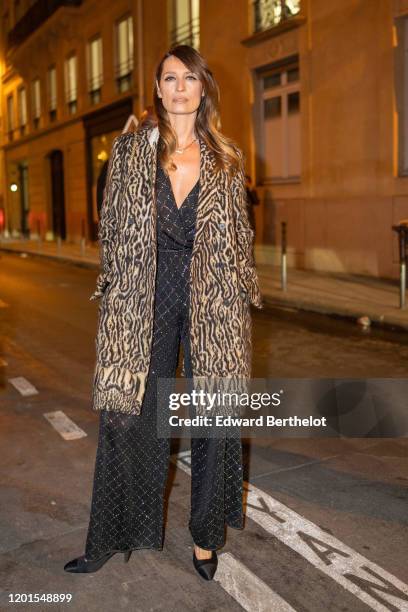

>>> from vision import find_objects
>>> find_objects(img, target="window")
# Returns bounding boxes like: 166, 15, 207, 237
7, 93, 14, 140
259, 61, 301, 182
18, 87, 27, 134
32, 78, 41, 128
397, 17, 408, 176
115, 15, 133, 93
47, 66, 57, 121
170, 0, 199, 49
254, 0, 301, 32
87, 36, 103, 104
65, 54, 77, 114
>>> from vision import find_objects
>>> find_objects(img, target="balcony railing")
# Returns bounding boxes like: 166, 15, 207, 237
114, 58, 134, 94
88, 73, 103, 93
170, 17, 200, 49
253, 0, 300, 33
7, 0, 82, 50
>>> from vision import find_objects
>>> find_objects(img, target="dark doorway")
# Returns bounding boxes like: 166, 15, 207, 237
49, 149, 66, 240
18, 162, 29, 237
83, 97, 133, 241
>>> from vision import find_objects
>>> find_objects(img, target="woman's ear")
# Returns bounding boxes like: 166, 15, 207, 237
156, 79, 161, 98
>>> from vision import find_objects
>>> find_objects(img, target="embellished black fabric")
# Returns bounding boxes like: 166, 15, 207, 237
84, 142, 243, 560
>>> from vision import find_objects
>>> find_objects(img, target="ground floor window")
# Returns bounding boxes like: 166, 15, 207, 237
256, 58, 301, 183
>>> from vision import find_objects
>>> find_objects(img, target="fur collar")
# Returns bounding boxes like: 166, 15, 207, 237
147, 125, 160, 147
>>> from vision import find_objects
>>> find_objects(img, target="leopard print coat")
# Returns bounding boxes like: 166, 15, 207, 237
89, 125, 263, 416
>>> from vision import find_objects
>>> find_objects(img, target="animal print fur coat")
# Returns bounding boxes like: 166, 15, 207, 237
89, 125, 263, 416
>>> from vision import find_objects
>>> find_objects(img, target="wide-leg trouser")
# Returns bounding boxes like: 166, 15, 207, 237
84, 249, 243, 560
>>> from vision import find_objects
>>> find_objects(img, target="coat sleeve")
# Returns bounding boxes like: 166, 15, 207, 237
89, 135, 124, 301
231, 150, 264, 309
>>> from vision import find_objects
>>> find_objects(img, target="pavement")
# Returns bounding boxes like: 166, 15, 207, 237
1, 237, 407, 332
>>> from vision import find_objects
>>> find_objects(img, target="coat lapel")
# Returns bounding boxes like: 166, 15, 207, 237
193, 136, 218, 256
146, 125, 218, 257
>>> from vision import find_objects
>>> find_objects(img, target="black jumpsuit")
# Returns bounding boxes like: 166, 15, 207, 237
84, 141, 243, 560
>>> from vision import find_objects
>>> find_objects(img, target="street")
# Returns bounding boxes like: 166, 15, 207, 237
0, 251, 407, 611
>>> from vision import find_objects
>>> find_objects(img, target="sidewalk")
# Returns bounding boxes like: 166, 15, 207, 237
1, 238, 407, 331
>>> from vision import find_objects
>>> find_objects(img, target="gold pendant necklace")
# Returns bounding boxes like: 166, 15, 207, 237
175, 137, 198, 154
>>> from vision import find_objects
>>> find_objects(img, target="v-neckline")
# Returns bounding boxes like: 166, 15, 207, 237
169, 176, 199, 211
159, 147, 200, 211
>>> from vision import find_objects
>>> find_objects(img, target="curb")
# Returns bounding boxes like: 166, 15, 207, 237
2, 244, 408, 334
261, 295, 408, 334
0, 245, 99, 270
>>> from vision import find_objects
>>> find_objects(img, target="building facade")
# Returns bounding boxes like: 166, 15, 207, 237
1, 0, 408, 280
0, 0, 162, 242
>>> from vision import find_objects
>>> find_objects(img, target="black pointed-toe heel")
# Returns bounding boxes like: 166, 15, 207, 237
193, 549, 218, 581
64, 550, 132, 574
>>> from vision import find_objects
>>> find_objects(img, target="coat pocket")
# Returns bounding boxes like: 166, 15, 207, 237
89, 271, 114, 301
237, 268, 264, 309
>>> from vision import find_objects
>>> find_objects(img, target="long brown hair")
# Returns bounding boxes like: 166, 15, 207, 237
141, 44, 243, 178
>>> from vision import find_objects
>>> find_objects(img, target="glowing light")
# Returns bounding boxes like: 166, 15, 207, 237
97, 150, 108, 162
10, 183, 18, 192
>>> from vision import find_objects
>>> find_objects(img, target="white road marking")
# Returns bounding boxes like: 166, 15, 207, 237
172, 448, 192, 475
172, 451, 296, 610
8, 376, 39, 396
172, 450, 408, 612
0, 298, 8, 308
0, 358, 8, 367
215, 552, 296, 612
43, 410, 87, 440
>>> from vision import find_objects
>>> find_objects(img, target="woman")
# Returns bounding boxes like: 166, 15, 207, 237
64, 44, 263, 581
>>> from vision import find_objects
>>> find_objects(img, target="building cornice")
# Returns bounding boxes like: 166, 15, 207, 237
6, 7, 83, 78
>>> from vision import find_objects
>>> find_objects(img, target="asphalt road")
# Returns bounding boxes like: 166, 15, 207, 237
0, 251, 407, 612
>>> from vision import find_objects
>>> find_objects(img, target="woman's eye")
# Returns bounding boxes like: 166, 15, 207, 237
163, 75, 197, 81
